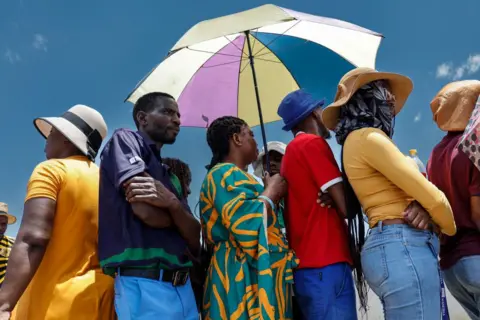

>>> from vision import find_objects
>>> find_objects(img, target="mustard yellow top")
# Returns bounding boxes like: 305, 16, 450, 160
343, 128, 456, 236
12, 156, 115, 320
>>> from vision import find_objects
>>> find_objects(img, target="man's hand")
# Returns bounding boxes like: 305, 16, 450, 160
124, 173, 177, 209
403, 201, 431, 230
317, 191, 334, 208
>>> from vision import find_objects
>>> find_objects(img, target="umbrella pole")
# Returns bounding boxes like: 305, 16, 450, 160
245, 31, 271, 174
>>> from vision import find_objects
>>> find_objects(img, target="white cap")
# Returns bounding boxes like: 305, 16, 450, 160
252, 141, 287, 178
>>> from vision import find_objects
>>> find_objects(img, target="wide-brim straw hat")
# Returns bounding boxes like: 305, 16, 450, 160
252, 141, 286, 178
322, 67, 414, 130
430, 80, 480, 132
34, 105, 108, 160
0, 202, 16, 224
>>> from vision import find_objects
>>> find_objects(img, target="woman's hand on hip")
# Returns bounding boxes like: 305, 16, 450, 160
403, 201, 431, 230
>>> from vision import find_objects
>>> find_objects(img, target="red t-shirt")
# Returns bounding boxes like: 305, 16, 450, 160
428, 132, 480, 270
281, 133, 352, 269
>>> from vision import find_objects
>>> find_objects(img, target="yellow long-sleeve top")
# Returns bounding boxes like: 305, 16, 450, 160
343, 128, 456, 236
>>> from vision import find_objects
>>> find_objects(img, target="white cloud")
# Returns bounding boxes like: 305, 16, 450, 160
4, 49, 21, 64
414, 112, 421, 123
436, 63, 452, 78
32, 34, 48, 52
436, 53, 480, 80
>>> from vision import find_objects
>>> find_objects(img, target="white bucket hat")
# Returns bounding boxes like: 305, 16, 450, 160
252, 141, 287, 178
34, 105, 108, 160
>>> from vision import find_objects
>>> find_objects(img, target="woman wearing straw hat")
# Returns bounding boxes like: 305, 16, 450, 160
428, 80, 480, 319
0, 203, 16, 289
0, 105, 115, 320
322, 67, 456, 318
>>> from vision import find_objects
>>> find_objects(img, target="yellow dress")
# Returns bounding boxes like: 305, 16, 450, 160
12, 156, 115, 320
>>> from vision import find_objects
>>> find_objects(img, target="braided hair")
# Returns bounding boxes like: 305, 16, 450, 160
206, 116, 247, 170
163, 157, 192, 198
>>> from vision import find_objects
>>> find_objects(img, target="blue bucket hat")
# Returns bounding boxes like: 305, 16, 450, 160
277, 89, 325, 131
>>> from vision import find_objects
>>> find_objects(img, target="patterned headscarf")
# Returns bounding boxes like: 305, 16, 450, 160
334, 80, 396, 145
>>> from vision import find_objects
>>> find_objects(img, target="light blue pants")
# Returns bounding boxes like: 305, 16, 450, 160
361, 222, 441, 319
443, 256, 480, 320
294, 263, 357, 319
114, 270, 198, 320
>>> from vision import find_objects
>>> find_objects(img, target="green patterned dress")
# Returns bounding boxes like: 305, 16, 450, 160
200, 163, 298, 320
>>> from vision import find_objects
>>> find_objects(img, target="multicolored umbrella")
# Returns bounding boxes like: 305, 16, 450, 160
458, 95, 480, 170
126, 4, 382, 166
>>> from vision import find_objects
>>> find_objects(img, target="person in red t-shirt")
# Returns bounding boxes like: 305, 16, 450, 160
428, 80, 480, 319
277, 89, 355, 319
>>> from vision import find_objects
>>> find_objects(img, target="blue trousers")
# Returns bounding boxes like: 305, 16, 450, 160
361, 223, 441, 319
443, 256, 480, 320
114, 271, 198, 320
294, 263, 357, 319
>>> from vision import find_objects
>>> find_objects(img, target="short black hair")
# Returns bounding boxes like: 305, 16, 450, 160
132, 92, 175, 128
206, 116, 247, 170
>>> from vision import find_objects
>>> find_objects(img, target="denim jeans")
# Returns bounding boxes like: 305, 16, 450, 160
361, 222, 441, 319
294, 263, 357, 320
443, 256, 480, 320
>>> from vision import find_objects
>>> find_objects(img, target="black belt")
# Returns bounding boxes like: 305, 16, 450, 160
117, 268, 189, 287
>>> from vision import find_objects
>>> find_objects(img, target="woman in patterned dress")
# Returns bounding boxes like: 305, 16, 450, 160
199, 116, 290, 320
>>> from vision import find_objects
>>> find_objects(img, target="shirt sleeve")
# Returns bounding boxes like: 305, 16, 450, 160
360, 128, 456, 236
100, 130, 145, 189
25, 160, 67, 202
299, 137, 343, 192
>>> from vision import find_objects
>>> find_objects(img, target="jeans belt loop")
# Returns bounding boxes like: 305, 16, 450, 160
159, 269, 164, 281
378, 220, 384, 233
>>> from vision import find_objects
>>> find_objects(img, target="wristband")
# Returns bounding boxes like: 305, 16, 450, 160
258, 195, 275, 211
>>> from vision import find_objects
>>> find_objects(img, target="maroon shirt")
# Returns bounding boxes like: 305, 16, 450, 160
428, 132, 480, 270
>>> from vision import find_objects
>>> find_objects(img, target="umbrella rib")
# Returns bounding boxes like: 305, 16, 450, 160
223, 36, 248, 57
254, 39, 311, 59
253, 20, 301, 57
253, 57, 282, 64
201, 58, 248, 69
249, 28, 260, 53
239, 60, 250, 74
186, 47, 243, 58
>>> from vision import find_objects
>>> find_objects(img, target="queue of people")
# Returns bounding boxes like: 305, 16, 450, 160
0, 68, 478, 320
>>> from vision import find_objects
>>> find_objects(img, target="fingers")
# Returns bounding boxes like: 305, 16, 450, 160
317, 191, 332, 208
127, 194, 157, 203
124, 176, 153, 187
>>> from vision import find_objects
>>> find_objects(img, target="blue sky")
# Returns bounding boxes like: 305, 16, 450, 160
1, 0, 479, 237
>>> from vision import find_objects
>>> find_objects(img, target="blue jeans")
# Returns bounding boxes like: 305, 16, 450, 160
443, 256, 480, 320
361, 222, 441, 319
294, 263, 357, 319
114, 270, 198, 320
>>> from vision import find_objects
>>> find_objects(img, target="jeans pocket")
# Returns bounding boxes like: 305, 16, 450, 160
361, 245, 389, 289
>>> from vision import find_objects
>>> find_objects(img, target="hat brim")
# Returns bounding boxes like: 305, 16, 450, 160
281, 99, 325, 131
34, 117, 89, 157
0, 213, 16, 225
322, 72, 413, 130
252, 142, 287, 178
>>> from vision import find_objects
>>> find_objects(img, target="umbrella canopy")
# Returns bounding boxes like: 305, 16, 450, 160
126, 4, 383, 128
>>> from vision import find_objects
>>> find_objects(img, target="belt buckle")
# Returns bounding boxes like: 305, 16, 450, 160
172, 270, 189, 287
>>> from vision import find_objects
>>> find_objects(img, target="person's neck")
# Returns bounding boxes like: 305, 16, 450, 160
223, 155, 248, 170
139, 128, 164, 150
293, 125, 320, 137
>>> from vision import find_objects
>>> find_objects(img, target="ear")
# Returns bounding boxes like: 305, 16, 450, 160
136, 111, 148, 127
232, 132, 242, 147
